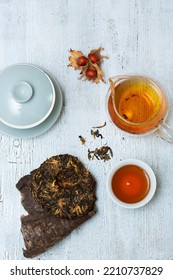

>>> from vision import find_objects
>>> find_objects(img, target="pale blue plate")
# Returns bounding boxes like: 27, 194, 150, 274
0, 64, 63, 138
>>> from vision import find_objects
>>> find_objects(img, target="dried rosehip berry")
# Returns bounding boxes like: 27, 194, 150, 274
86, 69, 97, 80
88, 53, 100, 64
76, 56, 89, 66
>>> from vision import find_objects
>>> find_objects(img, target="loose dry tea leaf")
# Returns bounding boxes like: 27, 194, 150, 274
91, 129, 103, 139
92, 121, 106, 129
68, 47, 108, 83
88, 146, 113, 162
79, 135, 86, 145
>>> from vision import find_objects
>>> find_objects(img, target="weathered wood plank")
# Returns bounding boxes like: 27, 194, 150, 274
0, 0, 173, 260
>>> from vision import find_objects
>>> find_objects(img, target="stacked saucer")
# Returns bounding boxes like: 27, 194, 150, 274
0, 64, 63, 138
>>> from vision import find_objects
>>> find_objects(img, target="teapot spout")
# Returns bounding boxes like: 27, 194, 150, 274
109, 78, 115, 98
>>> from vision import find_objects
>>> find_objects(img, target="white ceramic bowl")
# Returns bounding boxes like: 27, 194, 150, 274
107, 159, 156, 209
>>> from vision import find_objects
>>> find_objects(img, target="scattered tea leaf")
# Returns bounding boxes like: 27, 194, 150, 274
79, 135, 86, 145
92, 121, 106, 129
91, 129, 103, 139
88, 146, 113, 162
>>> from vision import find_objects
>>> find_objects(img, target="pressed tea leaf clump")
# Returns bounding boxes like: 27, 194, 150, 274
31, 155, 96, 219
16, 156, 96, 258
68, 47, 108, 83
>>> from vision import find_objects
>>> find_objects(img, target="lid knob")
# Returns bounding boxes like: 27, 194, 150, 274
11, 81, 33, 103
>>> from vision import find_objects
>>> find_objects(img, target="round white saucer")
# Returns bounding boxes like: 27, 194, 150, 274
0, 65, 63, 138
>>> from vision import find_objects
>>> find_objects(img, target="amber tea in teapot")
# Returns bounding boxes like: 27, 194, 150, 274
113, 80, 161, 123
108, 76, 168, 135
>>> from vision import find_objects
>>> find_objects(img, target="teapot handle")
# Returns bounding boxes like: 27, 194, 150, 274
156, 121, 173, 143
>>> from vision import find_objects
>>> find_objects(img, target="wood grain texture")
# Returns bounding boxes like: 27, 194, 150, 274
0, 0, 173, 260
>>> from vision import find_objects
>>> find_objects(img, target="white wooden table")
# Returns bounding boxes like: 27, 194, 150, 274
0, 0, 173, 260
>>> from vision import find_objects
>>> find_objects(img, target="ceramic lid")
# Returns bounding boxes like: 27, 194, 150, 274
0, 73, 63, 138
0, 64, 55, 129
